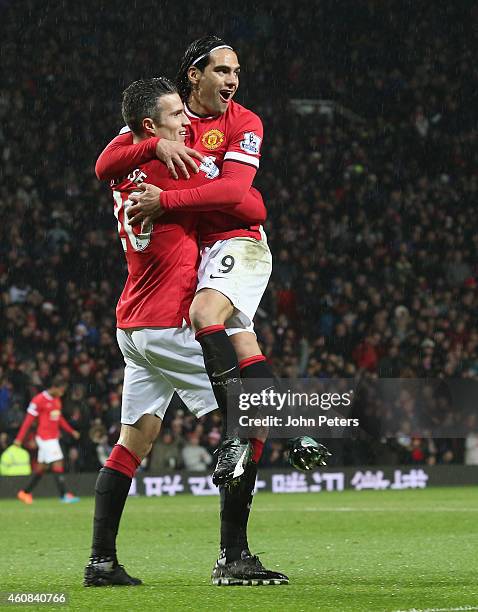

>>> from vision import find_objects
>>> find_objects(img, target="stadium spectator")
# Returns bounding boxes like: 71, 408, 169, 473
182, 432, 213, 472
150, 431, 183, 471
96, 434, 113, 468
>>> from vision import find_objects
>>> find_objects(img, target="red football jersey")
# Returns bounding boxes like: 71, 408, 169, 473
16, 391, 74, 442
96, 101, 265, 245
113, 160, 199, 329
162, 100, 264, 244
112, 141, 266, 328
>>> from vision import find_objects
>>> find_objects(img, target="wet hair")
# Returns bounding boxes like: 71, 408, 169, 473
121, 77, 177, 135
176, 35, 232, 100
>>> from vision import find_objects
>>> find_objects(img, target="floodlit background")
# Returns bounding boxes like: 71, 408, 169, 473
1, 0, 478, 471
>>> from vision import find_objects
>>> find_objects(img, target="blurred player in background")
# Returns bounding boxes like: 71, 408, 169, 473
14, 375, 80, 504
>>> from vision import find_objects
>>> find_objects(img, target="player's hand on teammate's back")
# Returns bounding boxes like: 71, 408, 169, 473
155, 139, 203, 180
13, 439, 22, 447
72, 430, 81, 440
128, 184, 164, 226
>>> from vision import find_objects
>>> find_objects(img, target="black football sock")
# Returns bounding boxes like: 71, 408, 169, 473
240, 358, 277, 395
91, 467, 131, 562
196, 326, 242, 432
220, 462, 257, 562
24, 471, 43, 494
53, 473, 66, 497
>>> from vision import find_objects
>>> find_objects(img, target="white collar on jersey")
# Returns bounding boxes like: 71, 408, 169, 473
43, 391, 53, 400
183, 102, 215, 120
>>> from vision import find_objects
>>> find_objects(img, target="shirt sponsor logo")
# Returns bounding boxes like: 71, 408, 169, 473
240, 131, 262, 155
201, 129, 225, 150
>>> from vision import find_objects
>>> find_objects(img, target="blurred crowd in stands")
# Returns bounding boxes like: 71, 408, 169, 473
1, 0, 478, 472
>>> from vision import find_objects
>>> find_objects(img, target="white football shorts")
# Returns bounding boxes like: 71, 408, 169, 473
197, 227, 272, 334
116, 324, 218, 425
36, 437, 64, 464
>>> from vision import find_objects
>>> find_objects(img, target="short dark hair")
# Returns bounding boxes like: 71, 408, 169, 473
49, 374, 67, 389
121, 77, 177, 135
176, 35, 232, 100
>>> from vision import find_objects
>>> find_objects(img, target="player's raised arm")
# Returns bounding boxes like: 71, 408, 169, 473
95, 132, 158, 181
95, 131, 203, 181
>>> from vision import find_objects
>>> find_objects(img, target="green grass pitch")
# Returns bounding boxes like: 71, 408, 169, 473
1, 487, 478, 611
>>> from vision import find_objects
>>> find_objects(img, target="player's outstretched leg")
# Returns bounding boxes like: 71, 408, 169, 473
84, 444, 142, 587
212, 461, 289, 586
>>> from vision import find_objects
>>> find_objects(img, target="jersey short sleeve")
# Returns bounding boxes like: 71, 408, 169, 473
223, 111, 263, 170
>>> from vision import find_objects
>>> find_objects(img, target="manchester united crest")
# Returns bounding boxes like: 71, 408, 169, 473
201, 129, 225, 150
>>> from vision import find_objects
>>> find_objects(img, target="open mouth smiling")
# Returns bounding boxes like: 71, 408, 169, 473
219, 90, 234, 103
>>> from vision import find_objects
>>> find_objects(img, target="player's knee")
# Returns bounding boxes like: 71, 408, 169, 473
190, 303, 228, 331
190, 297, 209, 329
190, 290, 234, 331
190, 307, 211, 332
118, 416, 161, 460
118, 430, 149, 460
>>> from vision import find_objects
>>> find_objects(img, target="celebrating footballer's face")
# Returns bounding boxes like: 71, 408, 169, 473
188, 48, 240, 116
122, 77, 191, 143
145, 93, 190, 143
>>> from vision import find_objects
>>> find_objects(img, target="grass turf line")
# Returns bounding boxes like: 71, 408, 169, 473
1, 487, 477, 611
